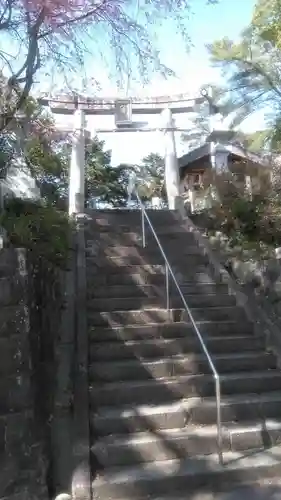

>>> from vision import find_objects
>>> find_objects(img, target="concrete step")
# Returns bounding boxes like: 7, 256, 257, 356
87, 211, 179, 221
87, 208, 172, 214
89, 272, 167, 286
86, 244, 202, 258
85, 223, 188, 234
87, 209, 176, 223
91, 392, 281, 436
91, 420, 281, 467
89, 352, 276, 382
87, 283, 229, 299
87, 294, 235, 312
87, 263, 169, 275
148, 210, 179, 220
90, 271, 215, 286
86, 252, 208, 267
86, 230, 196, 247
89, 321, 254, 342
90, 371, 281, 407
85, 258, 208, 273
89, 335, 264, 361
91, 446, 281, 499
87, 306, 248, 327
112, 485, 281, 500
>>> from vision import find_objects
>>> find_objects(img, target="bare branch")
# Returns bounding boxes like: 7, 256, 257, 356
0, 0, 12, 30
0, 0, 211, 131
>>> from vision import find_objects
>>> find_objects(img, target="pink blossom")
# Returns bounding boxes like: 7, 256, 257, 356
18, 0, 124, 28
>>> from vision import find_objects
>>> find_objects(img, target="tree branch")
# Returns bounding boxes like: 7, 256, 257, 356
0, 0, 13, 30
38, 0, 109, 39
230, 55, 281, 100
0, 8, 45, 130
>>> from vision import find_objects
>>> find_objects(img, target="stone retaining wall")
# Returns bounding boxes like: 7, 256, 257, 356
203, 231, 281, 351
0, 248, 48, 500
206, 232, 281, 297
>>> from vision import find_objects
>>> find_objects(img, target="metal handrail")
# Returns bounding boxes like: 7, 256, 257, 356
134, 187, 223, 465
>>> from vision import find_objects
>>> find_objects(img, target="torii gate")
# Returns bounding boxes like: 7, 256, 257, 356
38, 93, 205, 214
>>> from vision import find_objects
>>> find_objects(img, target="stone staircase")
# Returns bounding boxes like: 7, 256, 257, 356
85, 209, 281, 499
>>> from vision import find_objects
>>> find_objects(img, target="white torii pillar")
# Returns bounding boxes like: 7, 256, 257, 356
161, 108, 180, 210
69, 109, 86, 215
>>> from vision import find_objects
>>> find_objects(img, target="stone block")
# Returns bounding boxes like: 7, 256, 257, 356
0, 276, 24, 306
0, 336, 29, 375
0, 456, 19, 495
0, 305, 28, 339
0, 466, 48, 500
0, 416, 6, 452
51, 412, 73, 493
0, 277, 14, 306
5, 411, 34, 455
0, 374, 31, 412
0, 248, 25, 277
55, 343, 74, 409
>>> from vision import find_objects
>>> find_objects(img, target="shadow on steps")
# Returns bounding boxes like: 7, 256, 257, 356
85, 211, 281, 500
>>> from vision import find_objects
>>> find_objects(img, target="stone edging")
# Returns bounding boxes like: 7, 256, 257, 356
51, 232, 76, 496
71, 215, 91, 500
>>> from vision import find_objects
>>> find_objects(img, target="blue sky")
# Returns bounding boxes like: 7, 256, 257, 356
49, 0, 260, 165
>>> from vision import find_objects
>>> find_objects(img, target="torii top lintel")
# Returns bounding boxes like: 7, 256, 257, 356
37, 93, 205, 116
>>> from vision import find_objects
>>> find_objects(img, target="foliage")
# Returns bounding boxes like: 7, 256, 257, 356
25, 134, 69, 205
7, 131, 129, 208
0, 101, 167, 209
207, 1, 281, 152
207, 168, 281, 250
0, 198, 72, 266
0, 0, 217, 131
85, 137, 129, 207
134, 153, 165, 200
251, 0, 281, 50
180, 84, 267, 152
0, 87, 69, 205
85, 148, 166, 208
0, 76, 64, 200
24, 129, 166, 208
240, 129, 271, 152
181, 85, 230, 149
0, 70, 56, 133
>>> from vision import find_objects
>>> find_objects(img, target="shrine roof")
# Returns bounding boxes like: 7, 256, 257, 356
178, 142, 271, 169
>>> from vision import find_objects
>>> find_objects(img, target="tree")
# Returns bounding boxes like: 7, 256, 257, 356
25, 134, 69, 205
0, 0, 216, 132
207, 1, 281, 152
139, 153, 165, 199
180, 85, 234, 150
85, 137, 129, 207
0, 81, 68, 207
0, 82, 70, 205
0, 83, 132, 209
25, 136, 167, 209
29, 133, 133, 208
26, 133, 133, 208
180, 84, 266, 152
130, 152, 166, 204
240, 129, 273, 152
251, 0, 281, 50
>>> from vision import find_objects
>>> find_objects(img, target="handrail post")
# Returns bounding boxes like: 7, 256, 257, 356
141, 208, 146, 248
215, 375, 223, 466
165, 262, 170, 312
